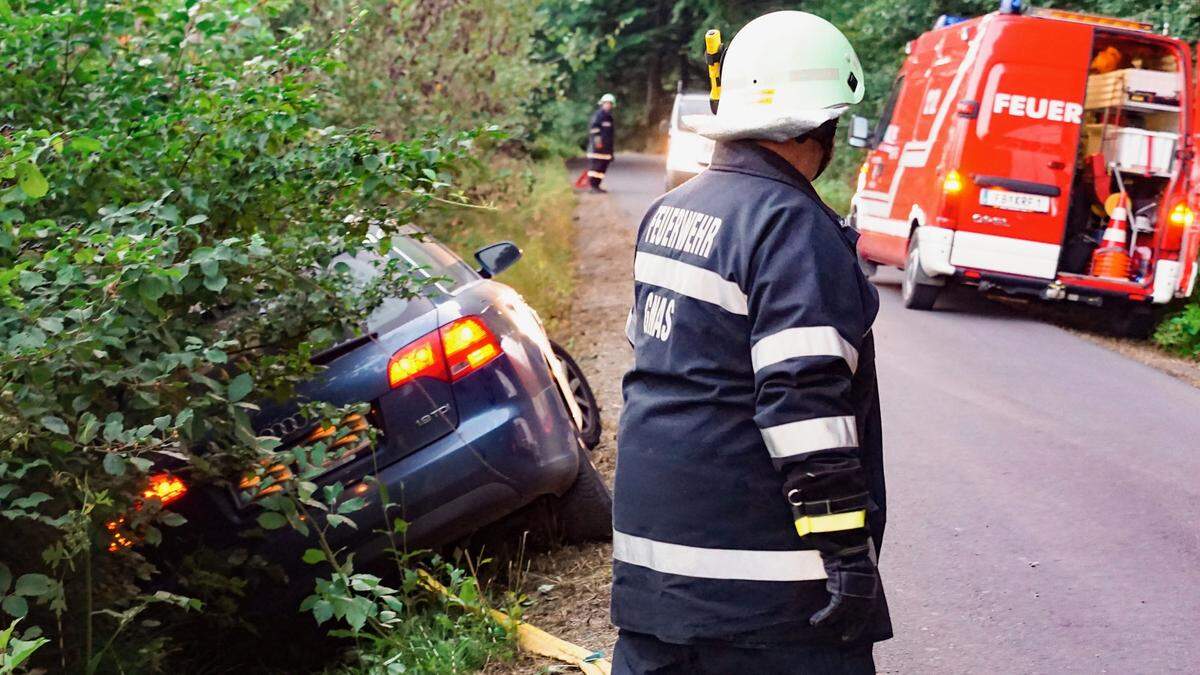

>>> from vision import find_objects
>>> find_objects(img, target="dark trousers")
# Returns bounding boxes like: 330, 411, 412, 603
587, 156, 611, 188
612, 630, 876, 675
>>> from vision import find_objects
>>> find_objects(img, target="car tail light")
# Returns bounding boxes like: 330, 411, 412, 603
388, 332, 448, 388
106, 516, 135, 552
388, 316, 502, 388
143, 473, 187, 505
440, 317, 501, 381
106, 473, 188, 552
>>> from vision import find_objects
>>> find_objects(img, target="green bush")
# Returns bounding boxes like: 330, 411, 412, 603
1153, 300, 1200, 357
301, 0, 554, 144
0, 0, 483, 668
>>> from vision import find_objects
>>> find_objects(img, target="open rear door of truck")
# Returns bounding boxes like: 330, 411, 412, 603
1182, 43, 1200, 296
952, 18, 1093, 279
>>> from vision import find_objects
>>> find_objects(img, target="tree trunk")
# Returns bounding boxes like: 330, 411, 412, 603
679, 49, 689, 93
644, 50, 662, 128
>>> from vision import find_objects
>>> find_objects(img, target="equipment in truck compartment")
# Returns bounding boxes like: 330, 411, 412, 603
848, 7, 1199, 314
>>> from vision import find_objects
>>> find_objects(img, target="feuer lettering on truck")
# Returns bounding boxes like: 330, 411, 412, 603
991, 93, 1083, 123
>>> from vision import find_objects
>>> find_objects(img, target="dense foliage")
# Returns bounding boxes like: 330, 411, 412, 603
301, 0, 555, 145
0, 0, 489, 669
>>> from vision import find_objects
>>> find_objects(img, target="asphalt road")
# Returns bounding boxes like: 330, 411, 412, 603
602, 153, 1200, 674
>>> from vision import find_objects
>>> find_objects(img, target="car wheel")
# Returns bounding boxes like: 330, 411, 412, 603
553, 449, 612, 544
902, 236, 941, 310
551, 341, 602, 450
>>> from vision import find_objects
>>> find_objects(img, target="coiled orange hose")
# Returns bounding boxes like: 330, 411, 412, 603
1090, 247, 1131, 279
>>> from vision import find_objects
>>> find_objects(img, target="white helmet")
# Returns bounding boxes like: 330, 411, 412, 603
598, 93, 616, 105
686, 11, 864, 142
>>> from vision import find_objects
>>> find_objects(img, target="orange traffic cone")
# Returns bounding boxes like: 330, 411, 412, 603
1090, 192, 1132, 279
573, 170, 589, 189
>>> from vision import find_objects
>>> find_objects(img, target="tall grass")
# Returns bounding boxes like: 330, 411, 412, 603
332, 604, 515, 675
436, 160, 579, 333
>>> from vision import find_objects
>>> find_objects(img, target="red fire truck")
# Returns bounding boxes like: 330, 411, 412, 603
847, 2, 1199, 330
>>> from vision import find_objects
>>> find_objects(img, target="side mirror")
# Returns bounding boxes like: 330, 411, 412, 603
474, 241, 522, 278
847, 115, 874, 148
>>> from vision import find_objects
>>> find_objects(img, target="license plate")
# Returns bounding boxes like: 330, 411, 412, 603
979, 188, 1051, 213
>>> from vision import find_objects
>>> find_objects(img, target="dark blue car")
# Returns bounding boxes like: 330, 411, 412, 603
145, 234, 610, 585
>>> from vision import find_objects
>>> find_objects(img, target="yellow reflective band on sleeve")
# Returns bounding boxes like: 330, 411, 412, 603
794, 510, 866, 538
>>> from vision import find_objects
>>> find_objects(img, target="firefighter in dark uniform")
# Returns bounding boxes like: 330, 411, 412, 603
586, 93, 616, 193
612, 11, 889, 673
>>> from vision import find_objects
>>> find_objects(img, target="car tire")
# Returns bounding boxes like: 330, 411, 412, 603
554, 449, 613, 544
551, 341, 602, 450
902, 236, 941, 310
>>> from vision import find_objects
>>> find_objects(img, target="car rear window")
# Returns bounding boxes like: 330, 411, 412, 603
391, 236, 478, 290
336, 235, 476, 290
331, 233, 478, 331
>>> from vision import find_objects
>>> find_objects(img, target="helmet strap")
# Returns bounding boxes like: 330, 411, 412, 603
795, 118, 839, 181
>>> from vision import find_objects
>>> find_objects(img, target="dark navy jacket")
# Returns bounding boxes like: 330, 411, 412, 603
612, 140, 890, 646
588, 107, 614, 156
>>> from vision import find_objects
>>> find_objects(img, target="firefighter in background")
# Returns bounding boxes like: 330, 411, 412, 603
611, 11, 890, 673
586, 93, 616, 193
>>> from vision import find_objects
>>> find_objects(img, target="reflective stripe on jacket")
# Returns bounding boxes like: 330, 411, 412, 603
612, 140, 890, 646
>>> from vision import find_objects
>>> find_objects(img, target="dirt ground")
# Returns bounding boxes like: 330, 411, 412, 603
488, 192, 629, 673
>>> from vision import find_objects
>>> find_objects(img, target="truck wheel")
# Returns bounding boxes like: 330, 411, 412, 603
902, 237, 941, 310
551, 341, 602, 450
1111, 303, 1158, 339
553, 450, 612, 544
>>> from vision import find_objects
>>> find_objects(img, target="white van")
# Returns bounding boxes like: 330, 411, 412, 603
664, 92, 716, 190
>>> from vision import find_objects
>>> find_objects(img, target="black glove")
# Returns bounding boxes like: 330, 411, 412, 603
782, 453, 878, 642
807, 533, 879, 643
